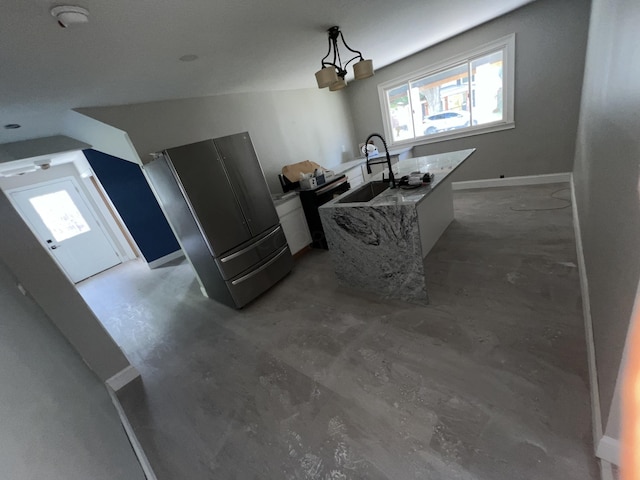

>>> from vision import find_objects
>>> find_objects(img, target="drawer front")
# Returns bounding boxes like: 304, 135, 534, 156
345, 166, 364, 187
227, 245, 293, 307
348, 173, 364, 188
216, 225, 287, 280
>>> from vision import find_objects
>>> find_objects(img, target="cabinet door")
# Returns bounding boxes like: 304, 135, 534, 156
276, 196, 311, 254
164, 140, 252, 255
214, 133, 279, 237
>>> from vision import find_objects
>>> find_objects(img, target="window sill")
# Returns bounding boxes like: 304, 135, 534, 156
389, 121, 515, 150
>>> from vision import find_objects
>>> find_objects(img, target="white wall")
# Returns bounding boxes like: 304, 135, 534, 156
77, 88, 358, 193
572, 0, 640, 444
0, 259, 145, 479
345, 0, 591, 182
64, 111, 142, 164
0, 187, 132, 381
0, 135, 90, 164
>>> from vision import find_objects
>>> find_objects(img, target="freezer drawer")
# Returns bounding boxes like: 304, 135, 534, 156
215, 225, 287, 280
227, 245, 293, 308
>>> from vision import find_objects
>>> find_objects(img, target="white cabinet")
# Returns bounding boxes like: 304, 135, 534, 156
344, 165, 365, 188
275, 195, 312, 255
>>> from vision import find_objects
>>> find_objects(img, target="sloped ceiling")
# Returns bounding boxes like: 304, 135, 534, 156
1, 0, 536, 142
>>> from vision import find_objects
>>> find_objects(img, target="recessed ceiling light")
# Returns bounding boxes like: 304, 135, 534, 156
179, 54, 199, 62
4, 124, 21, 129
51, 6, 90, 28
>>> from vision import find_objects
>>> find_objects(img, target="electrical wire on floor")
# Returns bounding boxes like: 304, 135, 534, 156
510, 187, 572, 211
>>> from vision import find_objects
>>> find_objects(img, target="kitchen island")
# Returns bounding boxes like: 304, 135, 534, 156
318, 148, 475, 303
331, 146, 413, 188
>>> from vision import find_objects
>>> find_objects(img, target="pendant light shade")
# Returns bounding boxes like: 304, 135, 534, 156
315, 26, 373, 91
329, 78, 347, 91
315, 66, 339, 89
353, 59, 374, 80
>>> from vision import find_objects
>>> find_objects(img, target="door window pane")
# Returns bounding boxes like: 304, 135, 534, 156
29, 189, 91, 242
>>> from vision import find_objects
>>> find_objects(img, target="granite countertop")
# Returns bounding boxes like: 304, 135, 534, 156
331, 146, 414, 176
322, 148, 475, 208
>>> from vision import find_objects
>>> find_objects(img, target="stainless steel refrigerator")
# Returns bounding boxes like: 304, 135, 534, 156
143, 132, 293, 308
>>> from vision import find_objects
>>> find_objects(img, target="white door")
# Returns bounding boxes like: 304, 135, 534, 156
9, 178, 121, 283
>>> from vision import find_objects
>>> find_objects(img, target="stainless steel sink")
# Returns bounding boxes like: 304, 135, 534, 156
336, 181, 389, 203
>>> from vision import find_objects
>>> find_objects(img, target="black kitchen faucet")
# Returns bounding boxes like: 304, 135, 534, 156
364, 133, 396, 189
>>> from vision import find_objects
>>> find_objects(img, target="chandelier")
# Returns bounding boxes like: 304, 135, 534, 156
314, 26, 374, 91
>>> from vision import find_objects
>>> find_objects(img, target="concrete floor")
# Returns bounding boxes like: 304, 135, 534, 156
78, 183, 599, 480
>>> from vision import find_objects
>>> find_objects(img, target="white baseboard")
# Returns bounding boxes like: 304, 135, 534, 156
570, 177, 605, 454
106, 365, 140, 391
147, 249, 184, 269
106, 385, 158, 480
452, 172, 572, 190
597, 435, 620, 466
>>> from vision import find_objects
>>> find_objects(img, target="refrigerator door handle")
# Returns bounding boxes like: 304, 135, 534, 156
220, 225, 283, 263
231, 246, 289, 286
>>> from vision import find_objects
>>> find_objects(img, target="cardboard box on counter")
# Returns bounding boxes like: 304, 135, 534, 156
281, 160, 326, 183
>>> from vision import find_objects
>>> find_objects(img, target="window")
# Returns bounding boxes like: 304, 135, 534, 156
379, 34, 515, 145
29, 190, 91, 242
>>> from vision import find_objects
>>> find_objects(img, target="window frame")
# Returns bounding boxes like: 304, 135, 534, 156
377, 34, 516, 147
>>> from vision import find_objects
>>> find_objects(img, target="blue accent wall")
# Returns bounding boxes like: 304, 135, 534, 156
83, 149, 180, 263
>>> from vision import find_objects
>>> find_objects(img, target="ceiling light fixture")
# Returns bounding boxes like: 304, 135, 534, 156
51, 5, 90, 28
34, 159, 52, 170
179, 54, 199, 62
315, 26, 374, 91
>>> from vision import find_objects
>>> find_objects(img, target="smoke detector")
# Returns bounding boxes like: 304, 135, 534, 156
34, 159, 52, 170
51, 5, 90, 28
